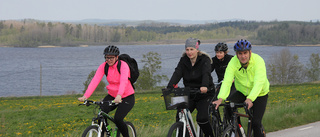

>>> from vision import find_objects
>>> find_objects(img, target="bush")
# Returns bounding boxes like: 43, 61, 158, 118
267, 49, 304, 84
135, 52, 168, 90
306, 53, 320, 82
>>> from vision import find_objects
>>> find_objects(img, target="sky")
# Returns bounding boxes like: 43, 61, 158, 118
1, 0, 319, 22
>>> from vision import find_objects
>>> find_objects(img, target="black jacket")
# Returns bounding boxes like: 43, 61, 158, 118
211, 54, 233, 82
167, 53, 215, 95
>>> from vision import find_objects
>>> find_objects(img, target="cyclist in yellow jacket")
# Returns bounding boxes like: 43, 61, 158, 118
212, 39, 269, 137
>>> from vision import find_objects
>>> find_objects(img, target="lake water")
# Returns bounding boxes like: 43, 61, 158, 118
0, 44, 319, 97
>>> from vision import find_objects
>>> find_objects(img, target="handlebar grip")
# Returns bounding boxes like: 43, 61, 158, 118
243, 103, 253, 118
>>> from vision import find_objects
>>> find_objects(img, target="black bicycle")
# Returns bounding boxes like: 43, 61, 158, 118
208, 102, 231, 137
79, 100, 136, 137
219, 101, 253, 137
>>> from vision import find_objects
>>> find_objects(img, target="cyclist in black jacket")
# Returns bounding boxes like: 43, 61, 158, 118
211, 43, 236, 99
167, 38, 215, 137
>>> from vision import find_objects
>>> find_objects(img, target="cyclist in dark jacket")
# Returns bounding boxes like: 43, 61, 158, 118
211, 43, 236, 99
211, 43, 233, 83
167, 38, 215, 137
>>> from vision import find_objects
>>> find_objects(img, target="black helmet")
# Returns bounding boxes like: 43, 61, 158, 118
234, 39, 252, 52
104, 45, 119, 56
215, 43, 228, 51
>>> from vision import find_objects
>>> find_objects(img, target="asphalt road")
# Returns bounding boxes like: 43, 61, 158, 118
267, 121, 320, 137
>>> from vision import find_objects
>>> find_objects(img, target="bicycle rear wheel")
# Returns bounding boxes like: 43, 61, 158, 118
116, 122, 137, 137
167, 122, 184, 137
82, 125, 100, 137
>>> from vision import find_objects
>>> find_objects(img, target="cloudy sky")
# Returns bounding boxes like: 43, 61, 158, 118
1, 0, 319, 21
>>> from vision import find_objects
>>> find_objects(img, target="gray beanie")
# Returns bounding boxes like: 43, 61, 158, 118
185, 38, 200, 49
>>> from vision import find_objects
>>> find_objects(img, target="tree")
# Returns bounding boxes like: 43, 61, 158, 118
306, 53, 320, 82
135, 52, 168, 90
83, 70, 106, 94
267, 49, 304, 84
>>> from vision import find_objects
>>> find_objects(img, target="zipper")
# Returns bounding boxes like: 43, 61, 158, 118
246, 69, 249, 96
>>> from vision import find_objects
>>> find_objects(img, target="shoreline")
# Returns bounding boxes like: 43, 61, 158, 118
1, 43, 320, 48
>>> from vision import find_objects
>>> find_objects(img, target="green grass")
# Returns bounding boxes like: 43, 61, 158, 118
0, 83, 319, 137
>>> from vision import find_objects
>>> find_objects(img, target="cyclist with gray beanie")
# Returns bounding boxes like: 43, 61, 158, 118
167, 38, 215, 137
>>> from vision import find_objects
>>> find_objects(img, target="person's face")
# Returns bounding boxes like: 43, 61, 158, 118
215, 51, 225, 60
185, 47, 198, 59
236, 50, 251, 64
105, 55, 118, 66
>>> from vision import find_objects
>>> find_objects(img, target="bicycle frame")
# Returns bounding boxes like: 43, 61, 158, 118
95, 110, 119, 137
177, 108, 202, 137
224, 102, 253, 137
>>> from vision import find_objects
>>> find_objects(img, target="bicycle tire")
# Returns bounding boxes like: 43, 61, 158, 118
82, 125, 101, 137
209, 105, 221, 137
211, 114, 220, 137
222, 125, 241, 137
167, 122, 184, 137
116, 122, 137, 137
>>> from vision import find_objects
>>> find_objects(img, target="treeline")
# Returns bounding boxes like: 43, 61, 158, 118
257, 21, 320, 45
0, 19, 320, 47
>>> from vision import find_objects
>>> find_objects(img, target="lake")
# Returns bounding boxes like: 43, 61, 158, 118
0, 44, 319, 97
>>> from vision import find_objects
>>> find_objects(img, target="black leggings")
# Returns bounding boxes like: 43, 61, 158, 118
189, 95, 214, 137
101, 94, 135, 137
226, 91, 268, 137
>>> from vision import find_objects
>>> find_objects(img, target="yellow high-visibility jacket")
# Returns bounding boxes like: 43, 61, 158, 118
218, 53, 269, 102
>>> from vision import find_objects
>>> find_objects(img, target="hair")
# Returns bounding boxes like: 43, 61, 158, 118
182, 50, 213, 64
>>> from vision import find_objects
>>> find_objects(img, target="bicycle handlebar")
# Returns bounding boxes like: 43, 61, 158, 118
212, 102, 253, 118
78, 100, 123, 107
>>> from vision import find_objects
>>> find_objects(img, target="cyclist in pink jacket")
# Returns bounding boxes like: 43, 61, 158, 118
78, 45, 135, 137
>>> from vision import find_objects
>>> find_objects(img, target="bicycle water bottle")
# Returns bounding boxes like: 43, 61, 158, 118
239, 124, 246, 137
106, 125, 112, 136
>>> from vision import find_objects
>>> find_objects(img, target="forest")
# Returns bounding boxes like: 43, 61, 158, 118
0, 19, 320, 47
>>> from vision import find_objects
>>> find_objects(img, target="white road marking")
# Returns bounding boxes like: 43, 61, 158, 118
298, 126, 313, 131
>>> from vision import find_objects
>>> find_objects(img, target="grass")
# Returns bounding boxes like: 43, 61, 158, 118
0, 83, 319, 137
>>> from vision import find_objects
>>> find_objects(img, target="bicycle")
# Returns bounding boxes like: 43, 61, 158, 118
208, 102, 231, 137
162, 87, 205, 137
79, 100, 137, 137
219, 101, 253, 137
208, 81, 231, 137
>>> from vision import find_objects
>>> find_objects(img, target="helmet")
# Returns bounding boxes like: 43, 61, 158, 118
104, 45, 119, 56
215, 43, 228, 51
234, 39, 252, 51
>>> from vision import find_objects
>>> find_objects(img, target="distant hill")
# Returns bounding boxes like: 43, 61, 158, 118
56, 18, 246, 26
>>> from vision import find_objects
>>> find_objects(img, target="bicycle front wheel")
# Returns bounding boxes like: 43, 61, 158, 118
167, 122, 184, 137
82, 125, 100, 137
211, 115, 221, 137
116, 122, 137, 137
222, 126, 239, 137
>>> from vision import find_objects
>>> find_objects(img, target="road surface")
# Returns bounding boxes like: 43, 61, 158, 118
267, 121, 320, 137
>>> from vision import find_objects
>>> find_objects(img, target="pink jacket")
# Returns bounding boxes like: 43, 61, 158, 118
84, 60, 134, 99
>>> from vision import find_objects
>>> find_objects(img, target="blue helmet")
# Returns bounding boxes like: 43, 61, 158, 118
234, 39, 252, 51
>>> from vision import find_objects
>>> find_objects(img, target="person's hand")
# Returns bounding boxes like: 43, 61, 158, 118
114, 95, 122, 103
200, 87, 208, 93
245, 98, 253, 109
78, 96, 87, 102
212, 98, 223, 110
